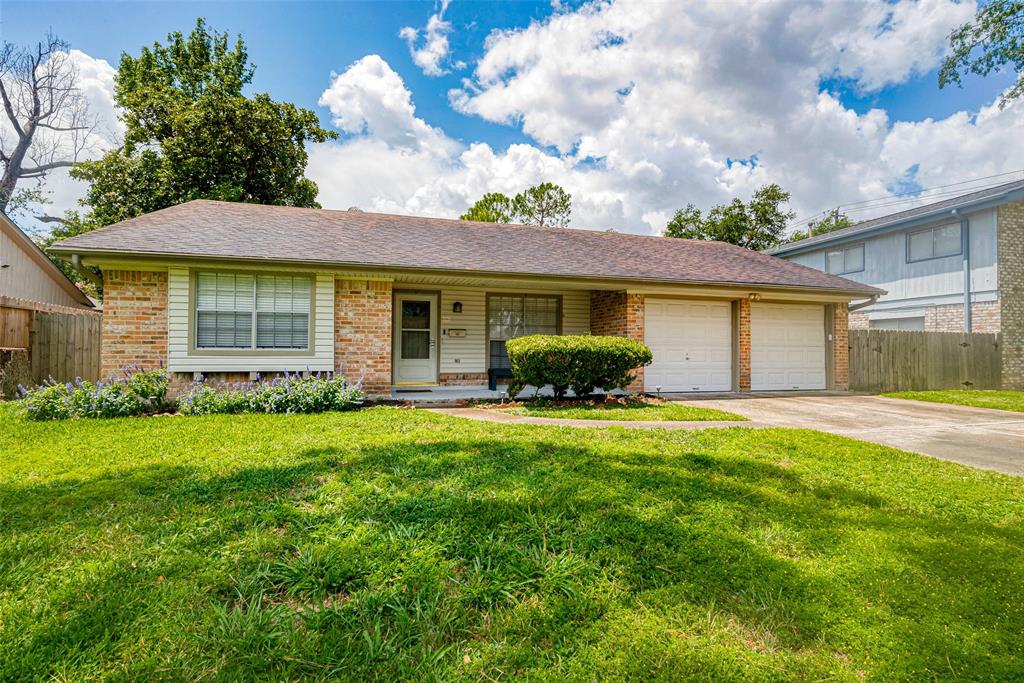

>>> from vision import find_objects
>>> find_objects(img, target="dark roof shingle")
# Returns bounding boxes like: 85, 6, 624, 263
51, 200, 881, 295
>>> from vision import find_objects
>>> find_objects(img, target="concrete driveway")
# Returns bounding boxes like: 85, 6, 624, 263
672, 394, 1024, 475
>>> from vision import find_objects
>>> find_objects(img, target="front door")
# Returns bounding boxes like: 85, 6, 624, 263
394, 294, 438, 384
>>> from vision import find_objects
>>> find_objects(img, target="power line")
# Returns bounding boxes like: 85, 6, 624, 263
787, 169, 1024, 229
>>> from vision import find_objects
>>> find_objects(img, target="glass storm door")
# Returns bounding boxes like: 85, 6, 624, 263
394, 294, 437, 384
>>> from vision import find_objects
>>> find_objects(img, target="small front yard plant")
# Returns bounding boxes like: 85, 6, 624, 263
505, 334, 652, 398
18, 367, 170, 420
178, 372, 363, 415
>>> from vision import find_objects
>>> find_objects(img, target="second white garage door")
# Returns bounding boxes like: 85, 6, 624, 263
644, 299, 732, 392
750, 303, 826, 391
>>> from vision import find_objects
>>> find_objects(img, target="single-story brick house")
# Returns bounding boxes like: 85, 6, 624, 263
50, 200, 882, 397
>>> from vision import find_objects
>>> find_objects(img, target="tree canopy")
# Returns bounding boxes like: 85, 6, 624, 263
460, 182, 572, 228
664, 184, 794, 251
939, 0, 1024, 108
68, 19, 336, 229
785, 210, 854, 243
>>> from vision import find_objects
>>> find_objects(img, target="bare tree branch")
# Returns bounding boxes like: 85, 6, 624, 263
0, 31, 100, 214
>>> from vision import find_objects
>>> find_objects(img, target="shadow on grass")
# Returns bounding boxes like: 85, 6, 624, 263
0, 423, 1021, 679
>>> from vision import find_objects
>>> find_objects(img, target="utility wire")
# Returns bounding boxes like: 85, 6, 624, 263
787, 169, 1024, 229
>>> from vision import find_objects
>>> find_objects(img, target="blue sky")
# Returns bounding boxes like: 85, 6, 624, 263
4, 1, 1022, 233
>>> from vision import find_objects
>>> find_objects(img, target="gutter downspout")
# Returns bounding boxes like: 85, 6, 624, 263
952, 209, 971, 332
848, 295, 879, 313
71, 253, 103, 288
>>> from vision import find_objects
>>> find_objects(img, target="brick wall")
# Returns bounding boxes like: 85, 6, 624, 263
101, 270, 168, 380
925, 301, 1001, 333
848, 302, 999, 333
335, 279, 392, 396
849, 311, 869, 330
998, 200, 1024, 389
439, 372, 488, 386
736, 299, 751, 391
831, 304, 849, 390
590, 291, 645, 390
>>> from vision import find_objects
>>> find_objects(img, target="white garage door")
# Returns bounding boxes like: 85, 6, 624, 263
751, 303, 826, 391
644, 299, 732, 392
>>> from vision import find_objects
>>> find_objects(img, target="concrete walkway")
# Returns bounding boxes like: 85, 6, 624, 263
430, 395, 1024, 475
672, 395, 1024, 475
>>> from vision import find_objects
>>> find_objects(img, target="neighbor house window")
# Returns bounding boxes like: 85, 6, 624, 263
487, 295, 560, 343
907, 223, 961, 262
195, 272, 311, 350
825, 244, 864, 275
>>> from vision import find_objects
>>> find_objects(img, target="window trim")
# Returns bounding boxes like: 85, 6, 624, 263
906, 223, 962, 264
484, 293, 563, 371
825, 243, 865, 275
188, 268, 317, 357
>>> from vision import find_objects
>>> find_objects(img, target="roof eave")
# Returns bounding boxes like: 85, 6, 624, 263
1, 213, 95, 308
50, 244, 883, 299
771, 187, 1024, 257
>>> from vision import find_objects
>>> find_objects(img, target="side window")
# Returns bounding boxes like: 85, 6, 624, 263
907, 223, 962, 262
826, 244, 864, 275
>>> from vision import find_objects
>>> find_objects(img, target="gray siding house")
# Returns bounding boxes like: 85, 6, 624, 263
768, 179, 1024, 388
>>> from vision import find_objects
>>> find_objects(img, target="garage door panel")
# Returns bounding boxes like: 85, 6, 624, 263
751, 303, 826, 391
644, 299, 733, 392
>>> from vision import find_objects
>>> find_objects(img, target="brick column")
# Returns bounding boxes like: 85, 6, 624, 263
832, 303, 849, 391
590, 291, 645, 391
998, 200, 1024, 389
737, 299, 751, 391
335, 279, 392, 397
100, 270, 168, 380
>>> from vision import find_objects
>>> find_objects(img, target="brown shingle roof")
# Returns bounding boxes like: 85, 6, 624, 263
51, 200, 881, 295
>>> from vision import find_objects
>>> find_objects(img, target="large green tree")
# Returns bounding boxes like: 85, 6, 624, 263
459, 192, 515, 223
68, 19, 336, 229
939, 0, 1023, 108
460, 182, 572, 227
664, 184, 794, 251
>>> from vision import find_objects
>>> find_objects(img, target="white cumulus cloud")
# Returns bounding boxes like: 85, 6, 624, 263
399, 0, 464, 77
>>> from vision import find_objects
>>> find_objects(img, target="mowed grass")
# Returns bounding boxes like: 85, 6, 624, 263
881, 389, 1024, 413
500, 400, 745, 421
1, 406, 1023, 680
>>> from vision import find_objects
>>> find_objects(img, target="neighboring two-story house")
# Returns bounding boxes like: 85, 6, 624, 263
768, 179, 1024, 389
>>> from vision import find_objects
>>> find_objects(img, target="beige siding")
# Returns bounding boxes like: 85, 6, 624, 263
0, 227, 83, 308
432, 287, 590, 374
166, 266, 334, 373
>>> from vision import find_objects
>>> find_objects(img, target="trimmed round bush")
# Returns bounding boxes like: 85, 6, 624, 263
504, 335, 653, 398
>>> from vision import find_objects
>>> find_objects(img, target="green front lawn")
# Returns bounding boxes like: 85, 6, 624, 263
499, 399, 745, 421
1, 406, 1022, 680
882, 389, 1024, 413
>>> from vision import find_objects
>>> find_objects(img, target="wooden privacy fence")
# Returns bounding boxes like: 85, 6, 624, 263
849, 329, 1002, 393
0, 306, 101, 397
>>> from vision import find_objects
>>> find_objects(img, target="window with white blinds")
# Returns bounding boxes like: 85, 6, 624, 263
195, 273, 311, 350
487, 295, 560, 341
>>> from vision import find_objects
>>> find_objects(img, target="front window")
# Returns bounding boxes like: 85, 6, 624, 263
907, 223, 961, 262
487, 295, 559, 342
826, 244, 864, 274
195, 272, 311, 350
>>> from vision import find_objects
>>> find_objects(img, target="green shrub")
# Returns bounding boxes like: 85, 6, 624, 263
19, 368, 170, 421
504, 335, 653, 398
177, 372, 363, 416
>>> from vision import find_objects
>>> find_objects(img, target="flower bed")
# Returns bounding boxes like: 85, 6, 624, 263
18, 367, 170, 421
17, 369, 363, 420
178, 372, 363, 415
